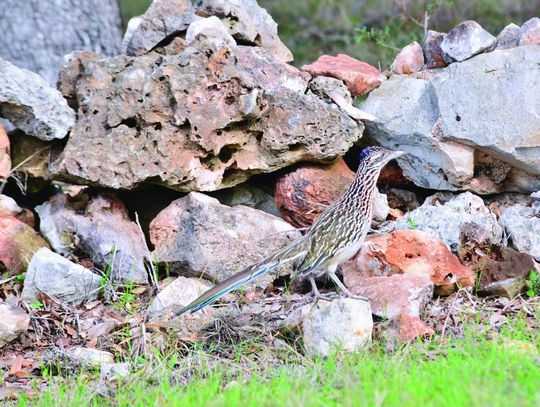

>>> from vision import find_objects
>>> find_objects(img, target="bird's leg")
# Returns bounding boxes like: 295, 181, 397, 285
309, 275, 338, 302
328, 270, 369, 301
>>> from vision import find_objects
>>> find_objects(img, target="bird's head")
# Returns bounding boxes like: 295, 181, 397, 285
359, 146, 408, 169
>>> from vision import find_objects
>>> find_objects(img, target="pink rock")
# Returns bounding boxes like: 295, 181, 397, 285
302, 54, 386, 96
0, 126, 10, 179
343, 267, 435, 343
274, 158, 388, 229
342, 230, 475, 295
391, 42, 424, 74
519, 17, 540, 46
275, 158, 355, 228
0, 216, 49, 274
388, 315, 435, 342
343, 273, 433, 319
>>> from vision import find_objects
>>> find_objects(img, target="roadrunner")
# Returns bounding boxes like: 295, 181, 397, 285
176, 146, 407, 316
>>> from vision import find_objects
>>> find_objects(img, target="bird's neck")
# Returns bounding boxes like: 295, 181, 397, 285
346, 164, 380, 210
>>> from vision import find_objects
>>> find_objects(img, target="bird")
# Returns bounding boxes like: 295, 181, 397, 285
175, 146, 408, 316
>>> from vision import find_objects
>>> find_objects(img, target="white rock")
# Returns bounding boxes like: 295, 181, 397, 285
0, 58, 75, 140
147, 276, 213, 315
495, 23, 520, 50
0, 194, 22, 217
394, 192, 503, 251
101, 362, 130, 379
361, 46, 540, 193
22, 248, 102, 306
0, 303, 30, 349
67, 347, 114, 367
373, 189, 390, 224
121, 16, 142, 54
499, 204, 540, 261
185, 16, 235, 47
302, 298, 372, 357
441, 20, 496, 61
150, 192, 301, 290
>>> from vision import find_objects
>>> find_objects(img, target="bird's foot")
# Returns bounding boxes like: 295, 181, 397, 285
343, 293, 369, 302
311, 291, 340, 302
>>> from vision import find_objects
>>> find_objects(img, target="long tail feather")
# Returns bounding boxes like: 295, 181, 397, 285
175, 239, 308, 316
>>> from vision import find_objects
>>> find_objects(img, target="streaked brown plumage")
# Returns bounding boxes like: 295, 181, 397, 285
176, 146, 407, 316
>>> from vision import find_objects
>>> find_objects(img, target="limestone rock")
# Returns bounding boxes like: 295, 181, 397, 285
495, 23, 521, 50
150, 192, 300, 290
274, 158, 387, 229
121, 16, 143, 54
519, 17, 540, 46
101, 362, 131, 380
307, 76, 377, 121
195, 0, 293, 63
424, 30, 452, 68
185, 16, 235, 47
0, 303, 30, 349
499, 204, 540, 261
302, 54, 386, 96
147, 277, 213, 315
0, 0, 123, 85
0, 216, 49, 274
343, 230, 474, 295
36, 193, 148, 283
22, 248, 102, 305
302, 298, 372, 357
0, 195, 34, 227
126, 0, 196, 56
360, 46, 540, 193
67, 347, 114, 367
212, 184, 281, 218
53, 41, 361, 192
391, 42, 424, 74
393, 192, 503, 251
440, 21, 496, 61
0, 59, 75, 141
148, 276, 215, 337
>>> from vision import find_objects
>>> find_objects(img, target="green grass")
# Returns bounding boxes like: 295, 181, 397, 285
13, 319, 540, 407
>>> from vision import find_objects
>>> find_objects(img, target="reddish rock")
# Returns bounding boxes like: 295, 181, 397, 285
388, 315, 435, 342
343, 266, 434, 343
302, 54, 386, 96
378, 164, 409, 186
342, 230, 475, 295
423, 30, 451, 68
0, 126, 10, 179
519, 17, 540, 46
274, 158, 388, 229
343, 273, 433, 319
275, 158, 353, 228
391, 42, 425, 74
0, 216, 49, 274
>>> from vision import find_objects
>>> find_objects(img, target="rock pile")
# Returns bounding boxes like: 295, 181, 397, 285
0, 0, 539, 357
